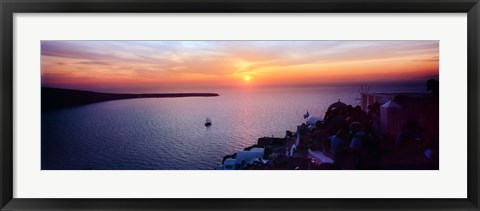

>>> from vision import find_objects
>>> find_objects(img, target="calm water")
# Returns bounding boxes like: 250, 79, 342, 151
41, 85, 424, 170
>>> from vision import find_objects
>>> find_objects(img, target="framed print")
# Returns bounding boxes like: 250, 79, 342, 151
1, 0, 479, 210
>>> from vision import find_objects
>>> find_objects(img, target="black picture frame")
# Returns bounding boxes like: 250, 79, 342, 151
1, 0, 479, 210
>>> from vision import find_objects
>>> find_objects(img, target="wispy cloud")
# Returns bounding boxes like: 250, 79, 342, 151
41, 40, 439, 92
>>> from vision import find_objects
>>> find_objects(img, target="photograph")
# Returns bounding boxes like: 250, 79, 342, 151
41, 40, 439, 170
2, 0, 477, 209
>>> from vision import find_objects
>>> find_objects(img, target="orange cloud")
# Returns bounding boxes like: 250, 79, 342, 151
41, 41, 439, 92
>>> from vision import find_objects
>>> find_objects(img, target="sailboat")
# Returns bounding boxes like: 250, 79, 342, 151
205, 118, 212, 127
303, 111, 310, 119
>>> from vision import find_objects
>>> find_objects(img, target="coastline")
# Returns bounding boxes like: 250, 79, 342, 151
42, 87, 219, 111
215, 88, 439, 170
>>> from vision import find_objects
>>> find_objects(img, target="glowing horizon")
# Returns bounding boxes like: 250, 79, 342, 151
41, 40, 439, 93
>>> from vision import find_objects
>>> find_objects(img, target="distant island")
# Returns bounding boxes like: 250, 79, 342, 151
42, 87, 219, 111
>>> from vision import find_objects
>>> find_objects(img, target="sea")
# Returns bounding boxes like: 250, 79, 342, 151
41, 85, 426, 170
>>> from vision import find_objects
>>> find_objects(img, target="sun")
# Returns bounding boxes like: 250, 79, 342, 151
244, 75, 251, 81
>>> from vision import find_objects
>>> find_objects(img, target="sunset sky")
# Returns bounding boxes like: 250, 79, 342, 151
41, 41, 439, 93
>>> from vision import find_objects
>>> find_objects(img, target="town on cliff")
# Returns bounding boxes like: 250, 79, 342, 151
216, 80, 439, 170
